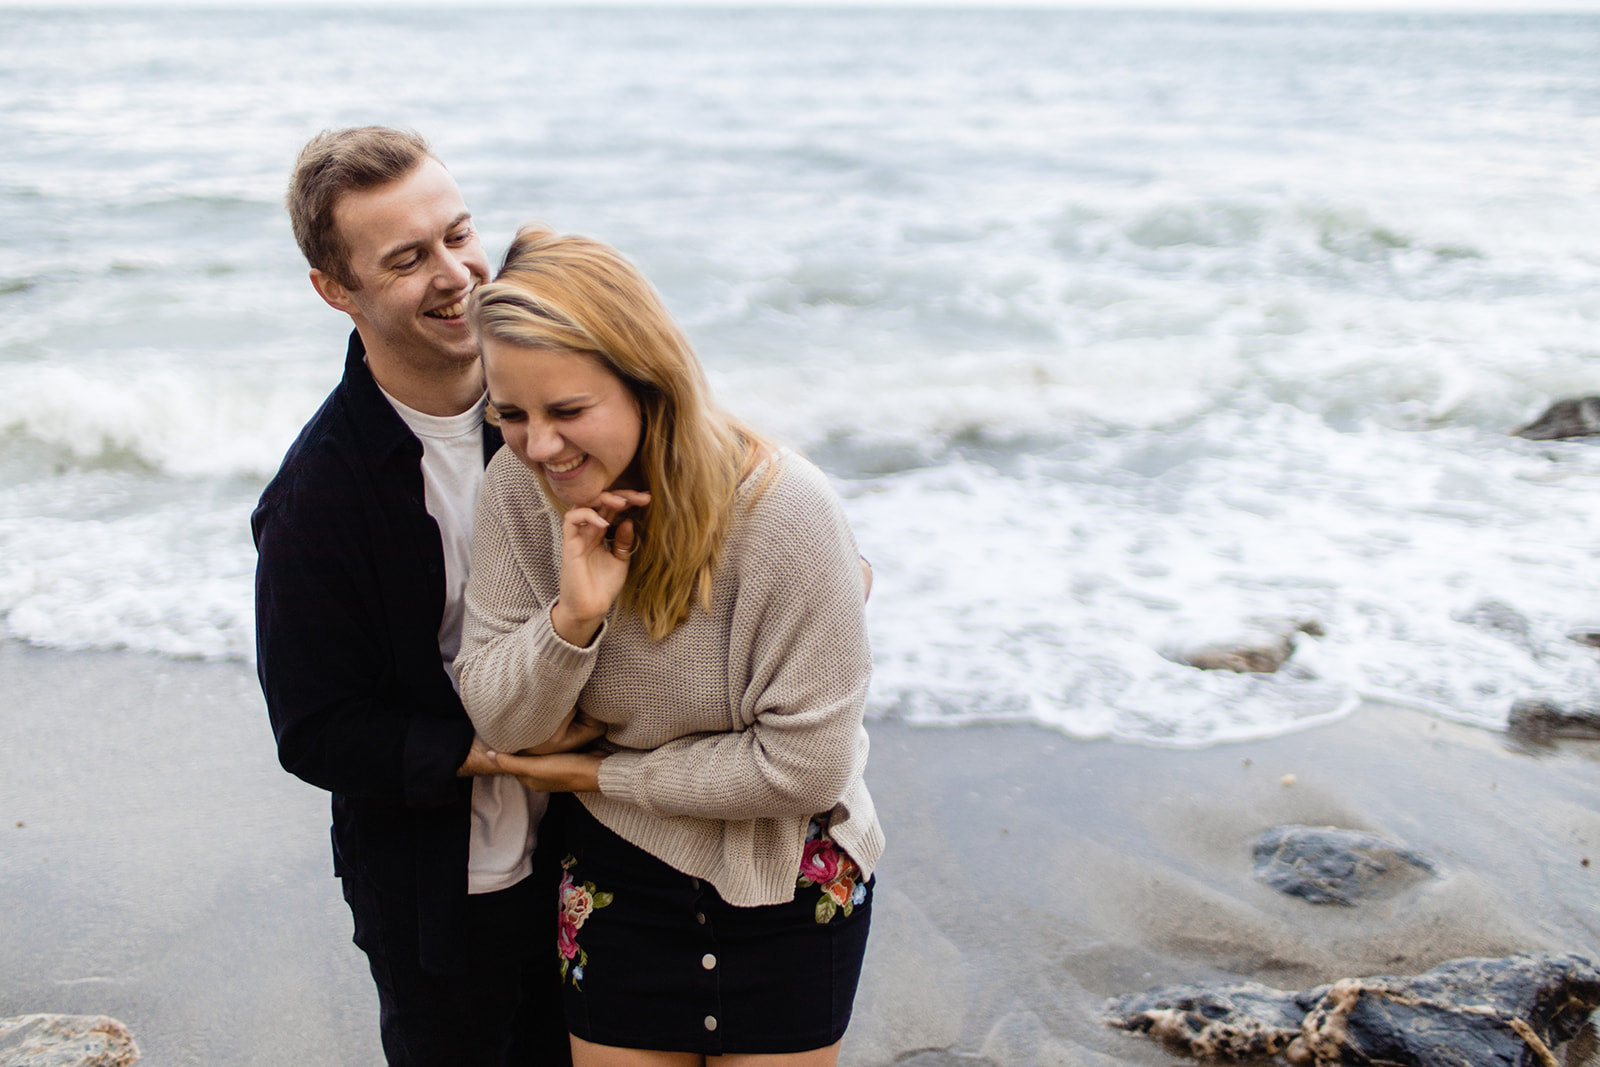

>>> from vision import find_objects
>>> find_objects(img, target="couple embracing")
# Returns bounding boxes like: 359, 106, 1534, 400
253, 126, 882, 1067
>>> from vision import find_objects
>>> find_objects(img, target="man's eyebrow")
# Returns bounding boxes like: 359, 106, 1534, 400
376, 212, 474, 265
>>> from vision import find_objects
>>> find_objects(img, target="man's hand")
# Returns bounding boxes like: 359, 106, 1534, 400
457, 735, 501, 777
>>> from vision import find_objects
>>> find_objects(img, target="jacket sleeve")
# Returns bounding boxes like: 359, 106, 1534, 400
596, 459, 872, 820
253, 469, 473, 807
456, 463, 596, 754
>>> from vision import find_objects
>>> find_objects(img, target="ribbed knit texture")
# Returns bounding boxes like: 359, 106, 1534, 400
457, 449, 883, 907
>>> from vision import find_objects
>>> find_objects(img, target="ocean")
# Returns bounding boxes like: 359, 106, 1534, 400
3, 6, 1599, 744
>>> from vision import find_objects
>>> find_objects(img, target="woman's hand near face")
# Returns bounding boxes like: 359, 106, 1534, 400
551, 488, 651, 647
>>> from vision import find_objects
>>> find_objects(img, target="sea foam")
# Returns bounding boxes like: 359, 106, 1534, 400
3, 7, 1599, 742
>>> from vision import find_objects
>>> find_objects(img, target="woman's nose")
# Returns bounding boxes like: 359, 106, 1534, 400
518, 420, 561, 463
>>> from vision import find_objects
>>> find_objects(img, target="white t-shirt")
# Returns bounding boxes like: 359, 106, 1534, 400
378, 383, 547, 895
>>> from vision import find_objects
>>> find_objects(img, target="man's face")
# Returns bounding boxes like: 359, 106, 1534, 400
319, 157, 491, 372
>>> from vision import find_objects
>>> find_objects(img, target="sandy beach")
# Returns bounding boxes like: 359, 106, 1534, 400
3, 637, 1598, 1066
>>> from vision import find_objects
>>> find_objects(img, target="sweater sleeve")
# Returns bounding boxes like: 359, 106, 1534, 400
456, 462, 599, 754
597, 458, 871, 820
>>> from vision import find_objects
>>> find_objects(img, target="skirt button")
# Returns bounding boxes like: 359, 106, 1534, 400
704, 1015, 718, 1032
701, 953, 717, 970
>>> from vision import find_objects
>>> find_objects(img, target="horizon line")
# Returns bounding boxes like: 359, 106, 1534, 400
3, 0, 1600, 11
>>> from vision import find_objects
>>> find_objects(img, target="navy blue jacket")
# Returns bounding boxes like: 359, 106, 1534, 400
252, 330, 500, 975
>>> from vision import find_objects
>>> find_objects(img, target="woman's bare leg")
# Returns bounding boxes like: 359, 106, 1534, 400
709, 1039, 843, 1067
569, 1036, 842, 1067
570, 1034, 704, 1067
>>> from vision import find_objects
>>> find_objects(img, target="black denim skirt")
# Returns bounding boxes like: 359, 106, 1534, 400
546, 793, 873, 1055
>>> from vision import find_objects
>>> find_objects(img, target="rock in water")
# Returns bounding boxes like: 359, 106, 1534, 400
1253, 825, 1436, 906
1181, 621, 1326, 675
1106, 953, 1600, 1067
0, 1015, 139, 1067
1185, 635, 1296, 674
1512, 398, 1600, 440
1507, 700, 1600, 743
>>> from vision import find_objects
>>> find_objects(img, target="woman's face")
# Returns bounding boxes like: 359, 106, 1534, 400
483, 339, 644, 508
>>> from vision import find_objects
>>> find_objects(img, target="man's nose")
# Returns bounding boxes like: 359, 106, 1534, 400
435, 247, 475, 290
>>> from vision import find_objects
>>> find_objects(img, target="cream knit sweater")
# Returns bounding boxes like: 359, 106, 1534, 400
457, 448, 882, 907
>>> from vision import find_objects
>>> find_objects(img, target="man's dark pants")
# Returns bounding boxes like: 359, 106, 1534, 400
342, 848, 571, 1067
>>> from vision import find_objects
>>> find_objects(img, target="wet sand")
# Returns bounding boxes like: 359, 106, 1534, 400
2, 639, 1598, 1066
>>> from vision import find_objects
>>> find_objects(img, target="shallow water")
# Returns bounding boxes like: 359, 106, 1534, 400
3, 8, 1600, 741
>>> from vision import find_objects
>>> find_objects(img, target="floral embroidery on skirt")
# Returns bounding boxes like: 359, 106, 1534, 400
558, 854, 613, 989
797, 819, 867, 924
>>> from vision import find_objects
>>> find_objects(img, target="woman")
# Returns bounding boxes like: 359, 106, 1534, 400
455, 224, 882, 1067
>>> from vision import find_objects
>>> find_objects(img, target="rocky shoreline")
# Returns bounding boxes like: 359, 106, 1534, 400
3, 640, 1599, 1066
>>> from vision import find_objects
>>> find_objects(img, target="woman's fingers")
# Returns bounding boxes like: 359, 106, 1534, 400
564, 507, 611, 535
564, 506, 642, 565
590, 489, 651, 523
611, 518, 636, 560
486, 750, 606, 792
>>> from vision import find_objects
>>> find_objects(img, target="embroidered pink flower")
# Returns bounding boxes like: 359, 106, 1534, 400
799, 838, 841, 885
798, 824, 868, 924
557, 915, 580, 960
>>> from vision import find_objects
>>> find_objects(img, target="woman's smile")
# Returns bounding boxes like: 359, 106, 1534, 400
545, 455, 586, 475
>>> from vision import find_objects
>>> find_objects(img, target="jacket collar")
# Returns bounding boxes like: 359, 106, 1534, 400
338, 329, 502, 468
339, 330, 419, 465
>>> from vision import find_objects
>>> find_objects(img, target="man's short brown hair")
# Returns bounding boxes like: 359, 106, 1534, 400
286, 126, 434, 290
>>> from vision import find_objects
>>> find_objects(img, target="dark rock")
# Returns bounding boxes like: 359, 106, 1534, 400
1188, 636, 1296, 674
1183, 621, 1325, 675
1513, 398, 1600, 440
1296, 954, 1600, 1067
1507, 700, 1600, 743
1104, 982, 1311, 1059
1253, 825, 1436, 906
0, 1014, 139, 1066
1107, 953, 1600, 1067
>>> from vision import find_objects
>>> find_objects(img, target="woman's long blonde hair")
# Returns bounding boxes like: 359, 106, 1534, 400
469, 224, 771, 640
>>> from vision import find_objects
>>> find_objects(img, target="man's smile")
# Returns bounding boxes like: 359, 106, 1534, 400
424, 296, 470, 320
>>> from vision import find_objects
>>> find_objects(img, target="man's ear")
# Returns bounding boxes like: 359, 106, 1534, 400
310, 268, 357, 315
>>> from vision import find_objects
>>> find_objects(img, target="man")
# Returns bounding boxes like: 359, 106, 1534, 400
252, 127, 580, 1066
